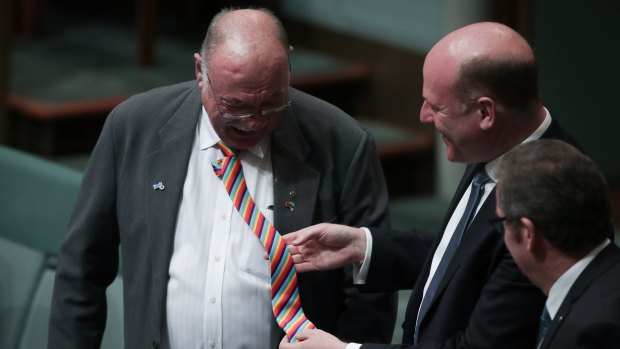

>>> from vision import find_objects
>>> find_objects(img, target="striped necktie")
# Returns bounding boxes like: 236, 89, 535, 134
212, 141, 315, 342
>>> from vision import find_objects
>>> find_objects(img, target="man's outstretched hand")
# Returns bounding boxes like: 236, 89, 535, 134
282, 223, 367, 272
279, 329, 348, 349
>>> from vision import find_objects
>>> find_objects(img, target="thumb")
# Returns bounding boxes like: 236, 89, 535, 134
294, 329, 313, 341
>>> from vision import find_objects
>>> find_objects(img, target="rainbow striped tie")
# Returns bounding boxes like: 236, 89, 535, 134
212, 141, 315, 342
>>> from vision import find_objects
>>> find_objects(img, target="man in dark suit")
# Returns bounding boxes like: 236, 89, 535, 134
48, 8, 396, 349
496, 139, 620, 349
280, 22, 578, 349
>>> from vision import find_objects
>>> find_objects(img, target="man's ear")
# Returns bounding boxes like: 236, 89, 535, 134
194, 53, 205, 89
477, 96, 495, 130
520, 217, 537, 251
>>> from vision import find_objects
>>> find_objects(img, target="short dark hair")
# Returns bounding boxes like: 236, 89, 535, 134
497, 139, 613, 256
456, 56, 540, 115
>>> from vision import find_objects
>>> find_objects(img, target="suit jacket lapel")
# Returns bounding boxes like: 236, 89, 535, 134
426, 170, 497, 321
271, 107, 320, 235
405, 163, 482, 339
425, 164, 478, 264
437, 185, 497, 289
145, 87, 201, 325
541, 244, 620, 348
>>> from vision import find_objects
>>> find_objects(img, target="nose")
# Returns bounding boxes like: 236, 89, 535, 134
419, 100, 434, 124
239, 113, 269, 129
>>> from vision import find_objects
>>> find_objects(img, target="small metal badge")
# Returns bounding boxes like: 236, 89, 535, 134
285, 190, 296, 211
152, 182, 165, 190
285, 201, 295, 212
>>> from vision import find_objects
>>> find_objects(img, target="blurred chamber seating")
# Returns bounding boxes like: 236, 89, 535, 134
7, 14, 373, 156
0, 145, 124, 348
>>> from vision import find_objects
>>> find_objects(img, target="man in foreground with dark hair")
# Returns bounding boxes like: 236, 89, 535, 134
496, 139, 620, 349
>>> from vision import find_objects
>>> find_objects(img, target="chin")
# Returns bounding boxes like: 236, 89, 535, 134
226, 135, 263, 150
445, 148, 460, 163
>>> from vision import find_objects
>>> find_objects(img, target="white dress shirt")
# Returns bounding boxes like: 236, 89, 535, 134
165, 107, 280, 349
348, 110, 553, 349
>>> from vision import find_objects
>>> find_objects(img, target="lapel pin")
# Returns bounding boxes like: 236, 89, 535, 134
285, 201, 295, 212
285, 190, 296, 212
153, 182, 165, 190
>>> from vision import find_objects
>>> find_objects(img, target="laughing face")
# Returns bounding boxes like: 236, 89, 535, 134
419, 49, 484, 164
195, 44, 290, 150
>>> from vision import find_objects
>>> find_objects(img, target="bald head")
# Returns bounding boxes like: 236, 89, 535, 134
432, 22, 534, 65
200, 8, 290, 74
426, 22, 541, 116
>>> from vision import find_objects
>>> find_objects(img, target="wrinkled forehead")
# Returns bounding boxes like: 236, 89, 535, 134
208, 41, 289, 84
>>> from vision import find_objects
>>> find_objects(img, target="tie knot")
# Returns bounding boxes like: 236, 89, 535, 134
473, 170, 491, 187
216, 141, 237, 157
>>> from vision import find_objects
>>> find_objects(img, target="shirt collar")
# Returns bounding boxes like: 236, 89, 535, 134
485, 108, 552, 182
546, 239, 610, 319
198, 106, 270, 159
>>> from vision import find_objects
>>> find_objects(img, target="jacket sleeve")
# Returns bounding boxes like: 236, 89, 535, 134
48, 110, 121, 349
333, 132, 398, 343
363, 227, 434, 292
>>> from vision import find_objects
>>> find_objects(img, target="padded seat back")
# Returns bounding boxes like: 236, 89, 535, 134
0, 145, 82, 254
0, 237, 46, 349
17, 271, 125, 349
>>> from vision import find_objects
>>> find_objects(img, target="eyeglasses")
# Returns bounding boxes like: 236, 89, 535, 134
489, 216, 522, 233
489, 216, 508, 233
206, 75, 291, 121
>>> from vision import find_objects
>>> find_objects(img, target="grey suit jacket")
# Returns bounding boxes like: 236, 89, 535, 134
48, 81, 397, 349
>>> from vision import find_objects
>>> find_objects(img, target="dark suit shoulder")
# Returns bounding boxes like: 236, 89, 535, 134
103, 81, 199, 142
287, 88, 373, 151
110, 81, 199, 127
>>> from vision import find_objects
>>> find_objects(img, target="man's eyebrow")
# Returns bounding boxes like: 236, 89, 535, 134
220, 97, 244, 106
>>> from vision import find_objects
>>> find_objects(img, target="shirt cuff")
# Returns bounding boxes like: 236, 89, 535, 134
346, 343, 362, 349
352, 227, 373, 284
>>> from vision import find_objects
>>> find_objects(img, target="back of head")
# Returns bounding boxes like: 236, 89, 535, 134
433, 22, 541, 118
497, 139, 613, 256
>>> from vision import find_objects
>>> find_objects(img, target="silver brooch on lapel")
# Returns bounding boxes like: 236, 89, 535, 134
285, 190, 296, 212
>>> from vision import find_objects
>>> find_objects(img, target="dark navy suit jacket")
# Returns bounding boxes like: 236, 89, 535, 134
362, 119, 578, 349
541, 243, 620, 349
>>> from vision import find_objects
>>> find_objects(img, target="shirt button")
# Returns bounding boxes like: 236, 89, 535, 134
209, 297, 216, 303
209, 339, 216, 348
214, 256, 221, 262
220, 214, 227, 220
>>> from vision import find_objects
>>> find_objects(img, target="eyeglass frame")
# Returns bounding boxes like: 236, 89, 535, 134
489, 216, 521, 233
205, 74, 291, 121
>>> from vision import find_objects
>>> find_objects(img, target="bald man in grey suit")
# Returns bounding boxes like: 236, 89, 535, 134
48, 8, 396, 349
